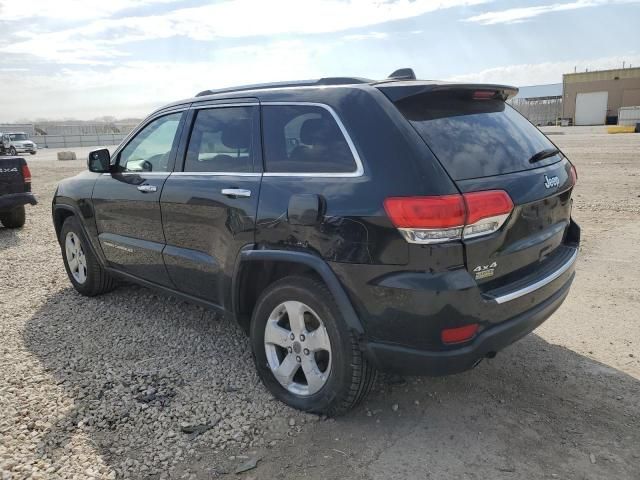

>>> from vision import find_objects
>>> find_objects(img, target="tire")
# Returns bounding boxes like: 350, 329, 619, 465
29, 151, 36, 155
60, 216, 116, 296
9, 147, 16, 156
0, 205, 26, 228
250, 275, 376, 416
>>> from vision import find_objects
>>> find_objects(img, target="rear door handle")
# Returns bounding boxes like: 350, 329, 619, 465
221, 188, 251, 198
137, 184, 157, 193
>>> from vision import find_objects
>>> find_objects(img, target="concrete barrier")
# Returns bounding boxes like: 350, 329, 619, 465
57, 151, 77, 161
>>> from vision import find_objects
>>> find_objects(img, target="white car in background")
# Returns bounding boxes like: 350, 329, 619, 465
1, 132, 37, 156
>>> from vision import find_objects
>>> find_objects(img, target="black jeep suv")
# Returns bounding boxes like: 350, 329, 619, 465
53, 70, 579, 415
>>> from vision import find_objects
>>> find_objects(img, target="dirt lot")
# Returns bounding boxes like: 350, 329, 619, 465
1, 130, 639, 480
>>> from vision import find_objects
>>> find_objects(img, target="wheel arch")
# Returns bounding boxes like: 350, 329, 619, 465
233, 249, 365, 337
53, 204, 76, 239
53, 203, 107, 265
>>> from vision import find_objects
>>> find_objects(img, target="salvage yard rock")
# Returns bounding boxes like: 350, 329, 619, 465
0, 150, 298, 478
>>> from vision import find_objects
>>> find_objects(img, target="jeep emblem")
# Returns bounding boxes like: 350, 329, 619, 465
544, 175, 560, 189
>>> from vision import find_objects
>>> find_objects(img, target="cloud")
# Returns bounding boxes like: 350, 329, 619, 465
464, 0, 640, 25
447, 54, 640, 85
1, 0, 489, 63
0, 0, 180, 21
343, 32, 389, 41
0, 41, 332, 121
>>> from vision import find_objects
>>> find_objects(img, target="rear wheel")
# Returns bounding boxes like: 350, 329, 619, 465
60, 216, 116, 296
0, 205, 25, 228
250, 275, 376, 416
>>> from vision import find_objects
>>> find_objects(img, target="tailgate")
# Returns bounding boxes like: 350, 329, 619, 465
456, 160, 575, 285
0, 157, 26, 195
383, 84, 577, 285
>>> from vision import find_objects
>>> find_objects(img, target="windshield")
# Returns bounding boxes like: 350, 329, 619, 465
9, 134, 28, 141
394, 90, 560, 180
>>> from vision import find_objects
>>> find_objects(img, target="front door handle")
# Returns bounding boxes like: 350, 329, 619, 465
221, 188, 251, 198
137, 184, 157, 193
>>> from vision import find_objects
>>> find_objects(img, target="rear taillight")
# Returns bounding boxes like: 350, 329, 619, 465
569, 164, 578, 186
21, 164, 31, 184
463, 190, 513, 239
384, 190, 513, 244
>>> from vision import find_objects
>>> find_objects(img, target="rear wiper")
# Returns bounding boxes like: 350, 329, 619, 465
528, 148, 560, 164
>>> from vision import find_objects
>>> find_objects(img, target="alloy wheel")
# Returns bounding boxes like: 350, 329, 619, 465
65, 232, 87, 284
264, 301, 332, 396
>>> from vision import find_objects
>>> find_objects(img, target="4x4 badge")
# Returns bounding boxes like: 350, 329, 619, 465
474, 262, 497, 280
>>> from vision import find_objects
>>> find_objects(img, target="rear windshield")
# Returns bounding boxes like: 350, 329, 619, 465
394, 90, 560, 180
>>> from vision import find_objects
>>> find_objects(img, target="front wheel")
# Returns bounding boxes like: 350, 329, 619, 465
0, 205, 25, 228
9, 147, 16, 156
250, 275, 376, 416
60, 216, 116, 296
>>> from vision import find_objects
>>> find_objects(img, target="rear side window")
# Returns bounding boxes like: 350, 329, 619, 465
185, 107, 254, 173
262, 105, 357, 173
394, 91, 560, 180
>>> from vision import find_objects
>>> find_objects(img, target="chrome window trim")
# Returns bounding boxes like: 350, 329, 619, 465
260, 102, 365, 178
171, 171, 261, 177
105, 170, 173, 177
491, 249, 578, 304
192, 102, 259, 110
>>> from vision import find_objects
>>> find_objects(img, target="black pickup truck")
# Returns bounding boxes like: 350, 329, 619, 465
0, 156, 37, 228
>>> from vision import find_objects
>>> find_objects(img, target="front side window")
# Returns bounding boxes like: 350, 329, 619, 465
263, 105, 356, 173
118, 112, 182, 172
184, 107, 254, 173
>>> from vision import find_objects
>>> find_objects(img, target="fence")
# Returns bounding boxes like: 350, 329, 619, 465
34, 133, 127, 149
509, 97, 563, 126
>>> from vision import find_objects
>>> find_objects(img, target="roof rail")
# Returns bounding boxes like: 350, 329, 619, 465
195, 77, 372, 97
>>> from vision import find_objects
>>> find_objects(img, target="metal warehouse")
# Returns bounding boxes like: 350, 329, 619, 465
563, 67, 640, 125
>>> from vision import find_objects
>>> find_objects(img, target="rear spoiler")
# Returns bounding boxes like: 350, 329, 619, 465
376, 82, 519, 103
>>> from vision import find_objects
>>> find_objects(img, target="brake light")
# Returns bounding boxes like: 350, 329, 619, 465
442, 324, 479, 344
21, 164, 31, 184
384, 190, 513, 244
569, 164, 578, 186
472, 90, 496, 100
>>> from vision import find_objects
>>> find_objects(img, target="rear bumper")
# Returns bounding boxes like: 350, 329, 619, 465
0, 192, 38, 210
364, 271, 574, 375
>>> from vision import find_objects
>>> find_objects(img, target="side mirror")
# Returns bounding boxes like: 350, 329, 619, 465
88, 148, 111, 173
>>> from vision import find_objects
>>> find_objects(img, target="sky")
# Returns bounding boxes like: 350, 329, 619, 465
0, 0, 639, 122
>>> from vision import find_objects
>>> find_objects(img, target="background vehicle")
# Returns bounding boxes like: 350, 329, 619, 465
0, 156, 37, 228
52, 70, 579, 415
1, 132, 38, 156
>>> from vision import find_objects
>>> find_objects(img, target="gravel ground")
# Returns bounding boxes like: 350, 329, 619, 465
1, 131, 639, 479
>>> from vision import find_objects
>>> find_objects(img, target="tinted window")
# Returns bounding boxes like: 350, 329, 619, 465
263, 105, 356, 173
184, 107, 254, 173
395, 91, 559, 180
119, 113, 182, 172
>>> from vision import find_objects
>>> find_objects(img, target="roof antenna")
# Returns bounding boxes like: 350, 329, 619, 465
387, 68, 416, 80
